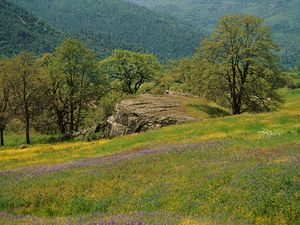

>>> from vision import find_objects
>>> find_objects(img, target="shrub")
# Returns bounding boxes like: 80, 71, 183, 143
84, 92, 125, 128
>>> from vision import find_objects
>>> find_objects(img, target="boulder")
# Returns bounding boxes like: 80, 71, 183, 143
107, 94, 197, 138
19, 144, 28, 149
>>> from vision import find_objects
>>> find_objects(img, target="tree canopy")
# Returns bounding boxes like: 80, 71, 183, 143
8, 52, 46, 144
194, 15, 286, 114
99, 50, 162, 94
45, 39, 102, 133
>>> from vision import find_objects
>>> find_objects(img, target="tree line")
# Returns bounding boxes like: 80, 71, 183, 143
0, 39, 162, 145
0, 15, 291, 146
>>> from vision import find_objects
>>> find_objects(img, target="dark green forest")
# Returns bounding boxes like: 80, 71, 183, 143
126, 0, 300, 67
0, 0, 64, 56
3, 0, 299, 67
9, 0, 203, 59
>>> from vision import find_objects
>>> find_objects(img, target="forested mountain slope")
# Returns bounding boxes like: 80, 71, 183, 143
10, 0, 203, 59
0, 0, 64, 56
125, 0, 300, 67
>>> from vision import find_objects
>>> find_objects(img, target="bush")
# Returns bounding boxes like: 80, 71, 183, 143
32, 111, 58, 134
288, 83, 300, 89
84, 92, 125, 128
6, 119, 24, 134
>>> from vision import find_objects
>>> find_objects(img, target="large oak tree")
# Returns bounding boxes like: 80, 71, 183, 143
46, 39, 101, 133
99, 50, 162, 95
196, 15, 286, 114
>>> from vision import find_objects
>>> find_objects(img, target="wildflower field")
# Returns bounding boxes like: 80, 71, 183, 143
0, 89, 299, 225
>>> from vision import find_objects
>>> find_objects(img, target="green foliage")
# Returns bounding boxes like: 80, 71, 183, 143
126, 0, 300, 68
0, 0, 64, 57
84, 92, 125, 128
10, 0, 203, 60
160, 58, 200, 93
2, 133, 59, 147
187, 104, 230, 118
8, 52, 47, 144
0, 58, 13, 145
286, 69, 300, 89
194, 15, 286, 114
0, 38, 110, 144
99, 50, 162, 94
44, 39, 104, 133
97, 93, 125, 120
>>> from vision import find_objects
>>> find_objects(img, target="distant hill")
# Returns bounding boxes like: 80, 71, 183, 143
125, 0, 300, 67
10, 0, 204, 59
0, 0, 64, 57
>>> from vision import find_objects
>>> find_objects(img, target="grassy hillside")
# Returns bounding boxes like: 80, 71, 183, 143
9, 0, 203, 59
0, 89, 299, 224
0, 0, 64, 56
125, 0, 300, 67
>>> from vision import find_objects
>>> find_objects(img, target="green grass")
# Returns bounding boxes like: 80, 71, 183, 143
187, 104, 230, 118
2, 132, 59, 148
0, 89, 299, 224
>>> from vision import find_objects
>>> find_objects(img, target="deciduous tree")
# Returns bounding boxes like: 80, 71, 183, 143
47, 39, 101, 133
99, 50, 162, 94
0, 59, 12, 146
9, 52, 45, 144
196, 15, 286, 114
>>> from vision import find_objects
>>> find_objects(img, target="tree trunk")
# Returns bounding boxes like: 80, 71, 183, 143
0, 119, 5, 146
0, 128, 4, 146
75, 106, 81, 132
232, 106, 239, 115
57, 110, 66, 134
70, 102, 74, 132
25, 107, 30, 145
232, 100, 241, 115
22, 75, 30, 145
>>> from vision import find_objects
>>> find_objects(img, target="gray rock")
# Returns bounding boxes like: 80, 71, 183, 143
107, 94, 197, 138
19, 144, 28, 149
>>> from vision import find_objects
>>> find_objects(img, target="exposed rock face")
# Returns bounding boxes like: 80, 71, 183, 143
107, 94, 197, 138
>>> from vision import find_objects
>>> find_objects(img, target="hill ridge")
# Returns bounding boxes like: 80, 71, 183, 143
125, 0, 300, 67
0, 0, 64, 56
9, 0, 204, 59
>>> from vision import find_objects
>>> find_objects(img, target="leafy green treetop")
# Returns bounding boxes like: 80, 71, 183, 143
46, 39, 102, 133
99, 49, 162, 94
196, 15, 286, 114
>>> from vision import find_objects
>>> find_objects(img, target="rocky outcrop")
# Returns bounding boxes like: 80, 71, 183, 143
107, 94, 197, 138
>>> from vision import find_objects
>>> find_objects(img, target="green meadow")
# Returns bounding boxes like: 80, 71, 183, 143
0, 89, 299, 224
